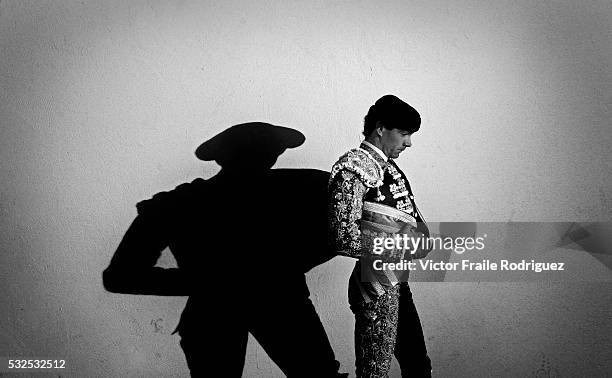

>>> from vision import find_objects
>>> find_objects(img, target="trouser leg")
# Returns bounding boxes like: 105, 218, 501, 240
394, 283, 431, 377
179, 324, 249, 377
249, 296, 342, 377
352, 287, 400, 378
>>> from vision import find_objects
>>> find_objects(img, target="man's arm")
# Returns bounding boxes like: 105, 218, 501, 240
328, 170, 368, 258
102, 203, 191, 296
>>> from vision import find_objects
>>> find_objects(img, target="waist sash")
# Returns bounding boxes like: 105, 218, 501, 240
355, 201, 420, 298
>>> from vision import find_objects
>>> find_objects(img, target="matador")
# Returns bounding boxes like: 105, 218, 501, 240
328, 95, 433, 377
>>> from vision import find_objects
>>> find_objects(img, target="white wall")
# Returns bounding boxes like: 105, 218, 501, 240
1, 0, 610, 376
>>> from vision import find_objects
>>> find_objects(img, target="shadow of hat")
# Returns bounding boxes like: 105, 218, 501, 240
195, 122, 305, 170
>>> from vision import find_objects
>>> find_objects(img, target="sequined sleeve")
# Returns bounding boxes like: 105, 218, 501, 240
329, 170, 368, 258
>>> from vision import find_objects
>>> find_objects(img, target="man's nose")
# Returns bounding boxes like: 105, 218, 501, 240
404, 135, 412, 147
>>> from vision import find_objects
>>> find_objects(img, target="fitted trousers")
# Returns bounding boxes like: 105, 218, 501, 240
351, 283, 431, 378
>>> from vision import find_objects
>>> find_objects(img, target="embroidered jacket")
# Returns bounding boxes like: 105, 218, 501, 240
328, 142, 422, 259
329, 142, 426, 302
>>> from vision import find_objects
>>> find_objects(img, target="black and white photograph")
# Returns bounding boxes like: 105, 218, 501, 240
1, 1, 611, 377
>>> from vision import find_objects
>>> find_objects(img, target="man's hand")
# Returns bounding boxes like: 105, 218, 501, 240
398, 222, 433, 259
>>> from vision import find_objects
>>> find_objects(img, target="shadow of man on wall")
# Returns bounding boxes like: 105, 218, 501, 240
102, 122, 345, 377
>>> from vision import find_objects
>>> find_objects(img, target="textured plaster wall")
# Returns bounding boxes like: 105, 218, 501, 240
1, 0, 610, 376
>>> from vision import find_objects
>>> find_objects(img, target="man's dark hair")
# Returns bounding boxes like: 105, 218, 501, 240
363, 94, 421, 137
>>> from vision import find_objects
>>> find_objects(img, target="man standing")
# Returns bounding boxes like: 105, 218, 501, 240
328, 95, 432, 377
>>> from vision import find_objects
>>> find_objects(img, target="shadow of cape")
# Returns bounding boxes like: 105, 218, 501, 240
137, 167, 336, 279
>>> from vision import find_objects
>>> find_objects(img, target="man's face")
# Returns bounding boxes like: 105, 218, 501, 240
380, 127, 413, 159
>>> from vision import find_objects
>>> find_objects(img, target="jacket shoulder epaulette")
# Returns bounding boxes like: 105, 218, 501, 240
329, 148, 383, 188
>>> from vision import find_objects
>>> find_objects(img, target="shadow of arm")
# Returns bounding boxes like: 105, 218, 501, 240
102, 214, 190, 296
